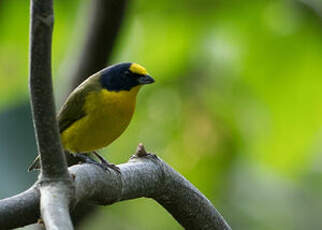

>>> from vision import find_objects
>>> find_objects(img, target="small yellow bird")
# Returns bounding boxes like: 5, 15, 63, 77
28, 62, 154, 171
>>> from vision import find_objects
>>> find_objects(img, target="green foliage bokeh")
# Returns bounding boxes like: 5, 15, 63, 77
0, 0, 322, 229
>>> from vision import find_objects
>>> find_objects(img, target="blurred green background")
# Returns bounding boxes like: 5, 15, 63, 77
1, 0, 322, 229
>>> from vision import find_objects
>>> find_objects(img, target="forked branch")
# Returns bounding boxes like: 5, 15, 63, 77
29, 0, 74, 229
0, 144, 231, 230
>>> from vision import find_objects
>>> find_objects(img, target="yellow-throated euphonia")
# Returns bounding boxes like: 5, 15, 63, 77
28, 62, 154, 171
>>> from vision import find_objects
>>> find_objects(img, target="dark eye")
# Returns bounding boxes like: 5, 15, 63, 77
124, 70, 131, 76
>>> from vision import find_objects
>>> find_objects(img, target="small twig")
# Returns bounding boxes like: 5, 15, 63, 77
135, 143, 148, 157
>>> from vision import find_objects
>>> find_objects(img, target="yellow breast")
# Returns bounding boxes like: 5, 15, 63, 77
61, 86, 141, 153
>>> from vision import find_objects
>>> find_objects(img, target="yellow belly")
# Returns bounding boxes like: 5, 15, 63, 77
61, 87, 140, 153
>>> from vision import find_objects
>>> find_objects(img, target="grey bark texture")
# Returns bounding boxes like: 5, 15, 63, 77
29, 0, 74, 229
0, 145, 231, 230
29, 0, 68, 179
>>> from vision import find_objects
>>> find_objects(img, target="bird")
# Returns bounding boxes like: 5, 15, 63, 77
28, 62, 155, 172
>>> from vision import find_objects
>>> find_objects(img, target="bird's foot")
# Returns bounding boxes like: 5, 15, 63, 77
93, 151, 121, 173
73, 153, 120, 173
74, 153, 97, 164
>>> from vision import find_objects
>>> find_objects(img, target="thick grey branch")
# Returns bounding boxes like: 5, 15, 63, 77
155, 163, 228, 229
29, 0, 74, 229
0, 149, 231, 230
298, 0, 322, 19
40, 181, 74, 230
29, 0, 68, 178
0, 186, 40, 229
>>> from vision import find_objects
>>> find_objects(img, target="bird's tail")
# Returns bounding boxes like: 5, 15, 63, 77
27, 155, 40, 171
27, 151, 80, 172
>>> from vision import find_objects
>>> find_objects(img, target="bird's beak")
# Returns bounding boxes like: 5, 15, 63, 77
138, 74, 155, 85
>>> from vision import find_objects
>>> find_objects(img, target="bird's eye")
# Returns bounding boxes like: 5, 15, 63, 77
124, 70, 131, 76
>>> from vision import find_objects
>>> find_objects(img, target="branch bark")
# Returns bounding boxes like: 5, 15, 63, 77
29, 0, 74, 229
10, 1, 232, 229
29, 0, 68, 178
0, 145, 231, 230
297, 0, 322, 22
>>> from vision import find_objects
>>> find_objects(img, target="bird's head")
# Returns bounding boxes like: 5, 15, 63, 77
100, 62, 154, 92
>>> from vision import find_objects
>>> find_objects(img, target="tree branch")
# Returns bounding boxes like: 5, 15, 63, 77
29, 0, 74, 229
29, 0, 67, 179
0, 186, 40, 229
40, 181, 74, 230
297, 0, 322, 23
21, 1, 231, 229
0, 146, 231, 230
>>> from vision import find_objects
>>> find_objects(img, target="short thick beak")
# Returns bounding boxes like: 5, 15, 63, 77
138, 74, 155, 85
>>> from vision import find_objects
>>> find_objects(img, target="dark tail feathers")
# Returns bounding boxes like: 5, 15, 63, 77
27, 155, 40, 171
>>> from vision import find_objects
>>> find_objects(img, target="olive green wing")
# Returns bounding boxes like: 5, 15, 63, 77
57, 74, 102, 133
28, 90, 88, 171
57, 91, 86, 133
27, 73, 102, 171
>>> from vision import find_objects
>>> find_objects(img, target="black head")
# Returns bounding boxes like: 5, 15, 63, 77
100, 62, 155, 92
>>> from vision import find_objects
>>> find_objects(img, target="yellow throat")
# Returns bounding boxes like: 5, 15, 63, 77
61, 85, 142, 153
